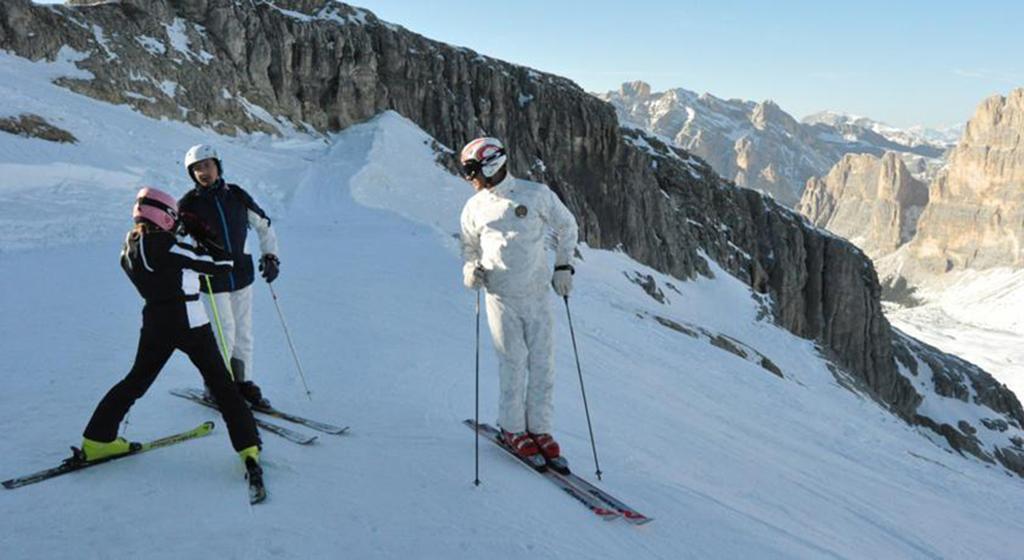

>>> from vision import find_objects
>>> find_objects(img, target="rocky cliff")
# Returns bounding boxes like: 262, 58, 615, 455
798, 152, 929, 260
884, 89, 1024, 283
598, 81, 945, 207
1, 0, 1021, 475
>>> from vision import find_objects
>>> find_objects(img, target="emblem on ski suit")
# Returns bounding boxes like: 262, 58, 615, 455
515, 205, 528, 218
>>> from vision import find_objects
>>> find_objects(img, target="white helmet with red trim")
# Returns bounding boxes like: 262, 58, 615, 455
459, 137, 508, 180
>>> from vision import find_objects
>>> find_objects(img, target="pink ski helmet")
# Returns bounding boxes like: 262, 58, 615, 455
132, 187, 179, 231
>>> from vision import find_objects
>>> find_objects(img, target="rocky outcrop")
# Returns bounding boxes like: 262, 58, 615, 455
885, 89, 1024, 283
894, 332, 1024, 468
0, 113, 77, 143
1, 0, 1021, 476
798, 152, 929, 260
598, 81, 946, 207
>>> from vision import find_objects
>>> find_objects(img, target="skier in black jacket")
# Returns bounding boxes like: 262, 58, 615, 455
81, 187, 264, 493
178, 144, 279, 408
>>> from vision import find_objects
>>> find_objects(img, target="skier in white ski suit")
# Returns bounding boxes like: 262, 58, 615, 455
459, 137, 578, 466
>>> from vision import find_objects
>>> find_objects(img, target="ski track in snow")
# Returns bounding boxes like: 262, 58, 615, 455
0, 51, 1023, 559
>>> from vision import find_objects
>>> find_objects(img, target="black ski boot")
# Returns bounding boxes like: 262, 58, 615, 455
231, 359, 271, 409
237, 381, 270, 409
240, 446, 266, 505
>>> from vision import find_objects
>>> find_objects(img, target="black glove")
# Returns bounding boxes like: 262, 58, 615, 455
259, 254, 280, 283
179, 211, 223, 250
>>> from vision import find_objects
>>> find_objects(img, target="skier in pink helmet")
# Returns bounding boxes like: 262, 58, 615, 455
79, 187, 265, 500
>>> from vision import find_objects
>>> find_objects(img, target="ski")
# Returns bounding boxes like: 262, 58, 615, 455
464, 420, 619, 521
176, 388, 348, 435
176, 386, 348, 436
2, 421, 215, 490
554, 471, 653, 525
170, 389, 318, 445
252, 402, 349, 435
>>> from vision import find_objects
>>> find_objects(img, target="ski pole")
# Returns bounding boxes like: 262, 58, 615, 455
205, 276, 235, 381
268, 283, 313, 401
474, 288, 482, 487
564, 296, 603, 480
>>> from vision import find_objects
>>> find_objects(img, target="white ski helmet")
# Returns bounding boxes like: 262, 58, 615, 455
459, 137, 508, 180
184, 144, 222, 181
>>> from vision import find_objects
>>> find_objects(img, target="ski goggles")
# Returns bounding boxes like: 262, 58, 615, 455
137, 195, 179, 222
460, 159, 484, 180
460, 148, 506, 180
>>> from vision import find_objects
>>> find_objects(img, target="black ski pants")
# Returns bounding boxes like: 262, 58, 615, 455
84, 303, 261, 452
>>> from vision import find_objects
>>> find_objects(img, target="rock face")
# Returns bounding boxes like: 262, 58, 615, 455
598, 82, 945, 207
1, 0, 1021, 476
888, 89, 1024, 282
798, 152, 929, 260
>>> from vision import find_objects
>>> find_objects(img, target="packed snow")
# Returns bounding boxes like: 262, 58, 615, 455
1, 51, 1023, 559
887, 268, 1024, 401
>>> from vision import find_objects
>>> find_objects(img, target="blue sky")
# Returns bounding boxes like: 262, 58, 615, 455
34, 0, 1023, 128
352, 0, 1022, 128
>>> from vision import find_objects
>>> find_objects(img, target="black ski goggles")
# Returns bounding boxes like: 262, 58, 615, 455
460, 159, 483, 180
137, 195, 179, 222
460, 148, 506, 180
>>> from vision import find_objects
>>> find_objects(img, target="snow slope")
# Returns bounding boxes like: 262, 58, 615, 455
887, 268, 1024, 401
1, 52, 1023, 559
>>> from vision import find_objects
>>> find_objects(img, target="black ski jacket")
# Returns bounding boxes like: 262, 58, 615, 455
178, 179, 276, 293
121, 229, 233, 326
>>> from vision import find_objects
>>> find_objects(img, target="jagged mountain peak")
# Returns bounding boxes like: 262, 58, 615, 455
597, 81, 944, 207
619, 79, 652, 98
962, 87, 1024, 144
876, 86, 1024, 284
750, 99, 796, 130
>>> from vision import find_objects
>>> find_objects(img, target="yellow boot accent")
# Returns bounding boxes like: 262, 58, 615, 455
81, 437, 132, 462
238, 445, 260, 465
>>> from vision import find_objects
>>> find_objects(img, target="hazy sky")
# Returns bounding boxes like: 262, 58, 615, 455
34, 0, 1024, 128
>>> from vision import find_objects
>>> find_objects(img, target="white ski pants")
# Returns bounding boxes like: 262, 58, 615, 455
485, 292, 556, 434
206, 285, 255, 378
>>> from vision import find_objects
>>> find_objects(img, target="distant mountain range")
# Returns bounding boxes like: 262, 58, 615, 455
800, 88, 1024, 288
596, 81, 956, 206
801, 111, 964, 150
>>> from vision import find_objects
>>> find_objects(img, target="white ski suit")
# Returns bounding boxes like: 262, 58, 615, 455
460, 175, 579, 434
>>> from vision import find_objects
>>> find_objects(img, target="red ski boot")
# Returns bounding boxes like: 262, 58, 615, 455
531, 433, 570, 474
500, 430, 547, 471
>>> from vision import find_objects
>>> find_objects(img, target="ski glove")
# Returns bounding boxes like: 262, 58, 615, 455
463, 261, 486, 291
551, 264, 574, 297
179, 211, 217, 246
259, 254, 280, 283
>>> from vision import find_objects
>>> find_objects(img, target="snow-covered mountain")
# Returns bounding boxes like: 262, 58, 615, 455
597, 81, 949, 206
798, 89, 1024, 403
802, 111, 963, 150
1, 1, 1023, 558
802, 89, 1024, 285
2, 48, 1024, 560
